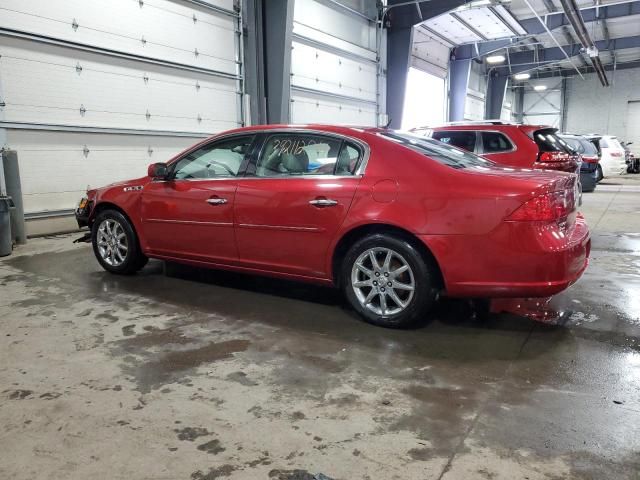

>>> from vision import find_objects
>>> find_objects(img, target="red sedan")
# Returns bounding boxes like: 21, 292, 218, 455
75, 125, 590, 328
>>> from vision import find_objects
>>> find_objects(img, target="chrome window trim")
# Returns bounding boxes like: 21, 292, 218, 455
251, 129, 370, 178
164, 128, 371, 181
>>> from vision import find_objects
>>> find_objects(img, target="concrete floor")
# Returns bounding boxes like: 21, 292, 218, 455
1, 178, 639, 480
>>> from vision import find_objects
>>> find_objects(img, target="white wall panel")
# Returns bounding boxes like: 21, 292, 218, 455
293, 0, 375, 51
291, 42, 376, 103
290, 0, 381, 126
0, 36, 239, 133
411, 28, 450, 79
0, 0, 241, 227
464, 91, 485, 121
291, 92, 376, 126
0, 0, 237, 74
6, 130, 200, 213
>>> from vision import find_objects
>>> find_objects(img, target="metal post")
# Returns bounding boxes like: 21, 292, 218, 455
263, 0, 295, 123
486, 72, 509, 119
2, 150, 26, 244
448, 59, 472, 121
386, 26, 414, 128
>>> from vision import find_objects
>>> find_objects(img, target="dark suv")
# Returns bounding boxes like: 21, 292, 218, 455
558, 134, 601, 192
412, 121, 581, 177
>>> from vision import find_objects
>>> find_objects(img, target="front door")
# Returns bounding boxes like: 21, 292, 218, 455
234, 132, 363, 278
141, 134, 256, 264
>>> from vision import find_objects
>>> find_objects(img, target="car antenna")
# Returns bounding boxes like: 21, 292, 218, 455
384, 117, 393, 129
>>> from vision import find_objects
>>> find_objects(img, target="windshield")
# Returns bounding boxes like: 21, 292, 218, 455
560, 137, 598, 156
380, 131, 494, 169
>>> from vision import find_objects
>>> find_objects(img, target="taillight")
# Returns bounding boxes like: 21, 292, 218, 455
582, 156, 599, 164
538, 151, 569, 162
610, 151, 623, 157
507, 190, 575, 222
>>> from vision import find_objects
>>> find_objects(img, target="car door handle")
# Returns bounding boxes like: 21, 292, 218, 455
206, 197, 228, 205
309, 198, 338, 207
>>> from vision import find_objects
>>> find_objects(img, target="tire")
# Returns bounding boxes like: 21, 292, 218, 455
341, 233, 438, 328
596, 164, 604, 182
92, 209, 148, 275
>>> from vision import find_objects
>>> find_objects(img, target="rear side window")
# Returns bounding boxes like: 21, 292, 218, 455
481, 132, 513, 153
431, 131, 477, 152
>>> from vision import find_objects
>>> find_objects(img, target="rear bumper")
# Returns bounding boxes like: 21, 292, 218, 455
421, 214, 591, 298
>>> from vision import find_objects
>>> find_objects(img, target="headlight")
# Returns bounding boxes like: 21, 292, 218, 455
77, 197, 88, 212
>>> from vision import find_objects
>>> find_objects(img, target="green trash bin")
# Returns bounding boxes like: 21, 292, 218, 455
0, 196, 15, 257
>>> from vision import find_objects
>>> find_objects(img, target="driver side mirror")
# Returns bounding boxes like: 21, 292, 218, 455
148, 163, 168, 179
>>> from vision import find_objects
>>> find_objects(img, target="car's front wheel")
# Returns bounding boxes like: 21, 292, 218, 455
92, 209, 148, 275
341, 234, 438, 328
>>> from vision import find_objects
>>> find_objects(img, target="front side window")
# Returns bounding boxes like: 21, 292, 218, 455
256, 134, 358, 176
431, 130, 477, 152
172, 135, 254, 179
481, 132, 513, 153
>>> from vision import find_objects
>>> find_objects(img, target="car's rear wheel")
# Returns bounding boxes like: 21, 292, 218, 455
92, 209, 148, 275
341, 234, 437, 328
596, 164, 604, 182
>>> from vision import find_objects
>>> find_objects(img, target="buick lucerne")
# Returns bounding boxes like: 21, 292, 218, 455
75, 125, 590, 328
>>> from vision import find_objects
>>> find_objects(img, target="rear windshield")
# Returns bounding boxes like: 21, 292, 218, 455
560, 137, 598, 156
380, 132, 493, 169
600, 137, 622, 149
533, 128, 571, 153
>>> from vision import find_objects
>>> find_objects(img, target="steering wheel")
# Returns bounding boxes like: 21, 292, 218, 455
206, 161, 236, 176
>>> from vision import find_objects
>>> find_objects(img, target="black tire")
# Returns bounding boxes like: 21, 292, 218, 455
341, 233, 438, 328
596, 164, 604, 182
92, 209, 148, 275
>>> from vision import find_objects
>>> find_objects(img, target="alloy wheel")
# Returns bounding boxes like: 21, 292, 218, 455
351, 247, 415, 316
96, 218, 128, 267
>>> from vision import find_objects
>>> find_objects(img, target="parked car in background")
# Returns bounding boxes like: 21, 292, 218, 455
558, 134, 600, 192
74, 125, 590, 328
622, 141, 639, 174
595, 135, 627, 178
413, 121, 581, 177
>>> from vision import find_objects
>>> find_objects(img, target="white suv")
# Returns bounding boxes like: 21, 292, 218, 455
598, 135, 627, 178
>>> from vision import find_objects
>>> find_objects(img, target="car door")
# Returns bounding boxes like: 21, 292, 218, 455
140, 134, 256, 263
234, 131, 364, 278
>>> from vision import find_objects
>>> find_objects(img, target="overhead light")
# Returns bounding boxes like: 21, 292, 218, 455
533, 85, 547, 91
513, 73, 531, 80
486, 55, 506, 64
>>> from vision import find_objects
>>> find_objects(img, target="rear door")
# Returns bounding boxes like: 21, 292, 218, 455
234, 131, 364, 278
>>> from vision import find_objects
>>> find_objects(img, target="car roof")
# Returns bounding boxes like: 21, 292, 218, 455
426, 122, 554, 133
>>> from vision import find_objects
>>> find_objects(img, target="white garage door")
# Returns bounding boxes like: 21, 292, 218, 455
290, 0, 381, 126
0, 0, 242, 224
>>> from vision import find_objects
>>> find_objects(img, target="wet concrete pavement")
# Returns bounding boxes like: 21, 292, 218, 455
1, 178, 640, 479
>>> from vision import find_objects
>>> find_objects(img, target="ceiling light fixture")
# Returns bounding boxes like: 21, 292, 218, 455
486, 55, 506, 64
513, 72, 531, 80
533, 85, 547, 91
